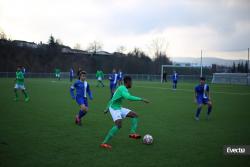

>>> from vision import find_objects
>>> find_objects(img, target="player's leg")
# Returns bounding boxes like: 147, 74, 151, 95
126, 110, 141, 139
110, 84, 115, 98
100, 80, 104, 87
195, 103, 202, 120
96, 80, 99, 87
206, 100, 212, 119
102, 119, 121, 143
75, 98, 88, 125
22, 89, 29, 102
101, 108, 122, 149
14, 85, 18, 101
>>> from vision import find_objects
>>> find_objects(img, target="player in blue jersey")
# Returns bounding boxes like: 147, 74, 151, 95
109, 69, 118, 98
194, 77, 212, 120
70, 68, 74, 82
70, 71, 93, 125
117, 69, 123, 86
172, 71, 178, 90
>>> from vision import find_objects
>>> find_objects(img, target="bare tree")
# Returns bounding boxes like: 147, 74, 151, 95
0, 29, 7, 40
74, 43, 81, 50
87, 40, 103, 53
149, 37, 169, 57
116, 45, 126, 53
56, 38, 63, 45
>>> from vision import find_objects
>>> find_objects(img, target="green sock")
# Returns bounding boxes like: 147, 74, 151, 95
130, 117, 138, 134
15, 91, 18, 98
23, 91, 28, 98
102, 126, 119, 144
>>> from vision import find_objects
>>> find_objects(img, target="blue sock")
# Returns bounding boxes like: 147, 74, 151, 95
196, 107, 202, 118
110, 90, 114, 98
78, 110, 87, 119
207, 106, 212, 115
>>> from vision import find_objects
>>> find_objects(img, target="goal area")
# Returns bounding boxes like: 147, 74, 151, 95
160, 64, 205, 83
212, 73, 250, 85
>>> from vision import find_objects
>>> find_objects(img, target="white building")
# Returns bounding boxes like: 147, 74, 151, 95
13, 40, 38, 48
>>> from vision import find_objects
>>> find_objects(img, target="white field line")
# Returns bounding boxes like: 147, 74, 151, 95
49, 80, 250, 96
134, 85, 250, 96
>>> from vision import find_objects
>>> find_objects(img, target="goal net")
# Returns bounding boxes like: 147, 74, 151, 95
160, 64, 211, 83
212, 73, 250, 85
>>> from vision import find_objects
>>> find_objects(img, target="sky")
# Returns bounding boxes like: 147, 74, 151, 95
0, 0, 249, 60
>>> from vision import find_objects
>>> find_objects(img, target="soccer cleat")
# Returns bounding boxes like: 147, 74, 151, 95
100, 143, 112, 149
25, 97, 30, 102
195, 117, 200, 121
75, 115, 81, 125
129, 134, 141, 139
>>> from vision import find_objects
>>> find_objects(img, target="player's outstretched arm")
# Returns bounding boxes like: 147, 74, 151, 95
208, 92, 211, 101
194, 91, 197, 103
122, 91, 142, 101
70, 85, 75, 99
142, 99, 150, 103
87, 84, 93, 100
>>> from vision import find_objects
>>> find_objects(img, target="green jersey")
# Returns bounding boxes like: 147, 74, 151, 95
55, 68, 60, 74
96, 71, 104, 78
16, 71, 24, 85
107, 85, 142, 110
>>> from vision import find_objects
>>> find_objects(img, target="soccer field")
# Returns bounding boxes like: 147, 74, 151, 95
0, 78, 250, 167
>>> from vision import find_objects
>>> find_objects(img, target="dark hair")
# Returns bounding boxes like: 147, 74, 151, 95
80, 71, 87, 75
123, 76, 132, 83
78, 71, 87, 79
200, 77, 206, 81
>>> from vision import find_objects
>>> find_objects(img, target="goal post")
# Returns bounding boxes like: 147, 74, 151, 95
161, 65, 172, 83
160, 64, 204, 83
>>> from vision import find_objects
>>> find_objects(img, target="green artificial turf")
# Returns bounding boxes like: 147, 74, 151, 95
0, 78, 250, 167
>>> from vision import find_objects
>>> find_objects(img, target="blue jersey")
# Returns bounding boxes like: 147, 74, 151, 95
70, 69, 74, 77
195, 84, 209, 99
70, 80, 93, 99
109, 73, 118, 85
118, 72, 123, 81
172, 73, 178, 81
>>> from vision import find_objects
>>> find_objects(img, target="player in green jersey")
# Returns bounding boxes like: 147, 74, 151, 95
55, 68, 61, 80
96, 70, 104, 87
100, 76, 149, 149
14, 66, 29, 102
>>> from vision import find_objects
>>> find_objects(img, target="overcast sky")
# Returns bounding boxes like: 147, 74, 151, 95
0, 0, 249, 60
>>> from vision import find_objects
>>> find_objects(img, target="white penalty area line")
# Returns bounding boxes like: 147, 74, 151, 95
134, 85, 250, 96
49, 80, 250, 96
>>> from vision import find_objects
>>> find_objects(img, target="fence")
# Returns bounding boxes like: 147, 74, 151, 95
0, 72, 212, 82
212, 73, 250, 85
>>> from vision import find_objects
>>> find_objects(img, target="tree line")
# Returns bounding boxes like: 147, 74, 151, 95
0, 36, 172, 74
231, 62, 249, 73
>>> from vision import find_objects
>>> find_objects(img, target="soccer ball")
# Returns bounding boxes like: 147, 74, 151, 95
143, 134, 153, 145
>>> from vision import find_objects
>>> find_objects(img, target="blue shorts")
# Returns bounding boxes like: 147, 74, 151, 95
110, 83, 117, 90
76, 97, 88, 107
197, 97, 209, 105
173, 80, 178, 84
